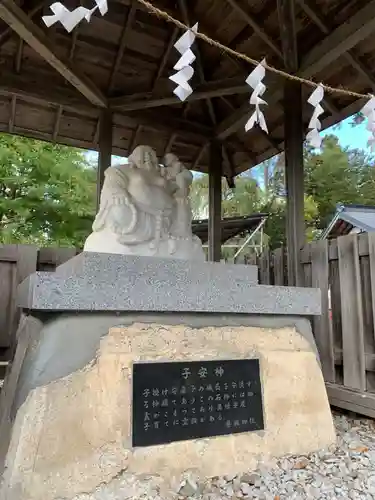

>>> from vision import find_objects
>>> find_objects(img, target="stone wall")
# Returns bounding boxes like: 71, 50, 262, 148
1, 321, 335, 500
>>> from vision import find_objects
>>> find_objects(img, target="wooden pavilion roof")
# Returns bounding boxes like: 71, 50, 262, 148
0, 0, 374, 176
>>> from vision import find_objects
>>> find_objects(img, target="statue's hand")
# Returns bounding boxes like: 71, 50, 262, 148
108, 203, 137, 236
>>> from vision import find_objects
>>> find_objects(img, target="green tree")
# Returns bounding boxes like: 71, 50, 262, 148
304, 135, 375, 229
0, 134, 96, 247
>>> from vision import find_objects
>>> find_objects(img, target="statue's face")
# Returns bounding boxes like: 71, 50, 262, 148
129, 145, 158, 172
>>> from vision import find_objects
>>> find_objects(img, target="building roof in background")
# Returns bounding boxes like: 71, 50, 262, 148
192, 214, 268, 244
320, 204, 375, 240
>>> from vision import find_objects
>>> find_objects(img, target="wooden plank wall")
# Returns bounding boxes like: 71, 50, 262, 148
258, 233, 375, 418
0, 245, 80, 352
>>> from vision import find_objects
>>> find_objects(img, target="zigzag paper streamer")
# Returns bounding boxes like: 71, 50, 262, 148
361, 96, 375, 151
169, 23, 198, 102
42, 0, 108, 33
306, 84, 324, 148
245, 59, 268, 133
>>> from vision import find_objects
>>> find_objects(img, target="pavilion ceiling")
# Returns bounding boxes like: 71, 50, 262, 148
0, 0, 373, 175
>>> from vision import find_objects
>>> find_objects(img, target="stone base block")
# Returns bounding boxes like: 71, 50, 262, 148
1, 320, 335, 500
17, 252, 321, 315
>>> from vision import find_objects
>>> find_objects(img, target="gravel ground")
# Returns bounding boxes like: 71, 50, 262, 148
176, 411, 375, 500
75, 410, 375, 500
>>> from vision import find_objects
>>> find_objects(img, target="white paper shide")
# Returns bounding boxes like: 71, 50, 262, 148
42, 0, 108, 32
361, 96, 375, 151
306, 84, 324, 148
245, 58, 268, 133
169, 23, 198, 102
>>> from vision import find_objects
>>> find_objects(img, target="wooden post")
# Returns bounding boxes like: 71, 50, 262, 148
284, 81, 304, 286
278, 0, 305, 286
97, 109, 113, 211
208, 140, 222, 262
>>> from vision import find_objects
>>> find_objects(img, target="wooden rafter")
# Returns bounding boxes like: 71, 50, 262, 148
108, 1, 137, 93
178, 0, 244, 177
152, 25, 179, 158
0, 0, 47, 47
300, 1, 375, 77
110, 79, 249, 111
128, 109, 213, 139
92, 118, 100, 146
15, 37, 23, 73
297, 0, 375, 92
0, 0, 107, 108
225, 0, 283, 60
68, 0, 83, 61
191, 142, 208, 170
8, 95, 16, 133
227, 0, 337, 118
129, 124, 142, 152
52, 105, 63, 142
215, 0, 375, 139
152, 26, 179, 92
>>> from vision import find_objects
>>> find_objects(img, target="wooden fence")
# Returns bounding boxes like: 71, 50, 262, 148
1, 234, 375, 417
0, 245, 80, 353
257, 232, 375, 418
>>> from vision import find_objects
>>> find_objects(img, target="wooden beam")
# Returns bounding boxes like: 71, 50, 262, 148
208, 140, 222, 262
0, 0, 107, 108
225, 0, 283, 60
128, 109, 213, 140
153, 26, 180, 157
129, 124, 141, 153
152, 26, 179, 92
8, 95, 16, 133
108, 1, 137, 93
300, 0, 375, 78
15, 37, 23, 73
216, 0, 375, 139
52, 105, 63, 142
109, 78, 249, 110
284, 80, 305, 286
92, 118, 100, 146
278, 0, 305, 287
278, 0, 298, 71
177, 0, 236, 178
0, 0, 47, 47
0, 68, 99, 116
191, 142, 208, 170
297, 0, 375, 91
97, 110, 113, 210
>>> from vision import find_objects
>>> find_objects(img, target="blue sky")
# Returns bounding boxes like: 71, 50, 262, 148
321, 117, 367, 150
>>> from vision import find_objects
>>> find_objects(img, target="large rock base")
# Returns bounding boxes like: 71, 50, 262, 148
1, 320, 335, 500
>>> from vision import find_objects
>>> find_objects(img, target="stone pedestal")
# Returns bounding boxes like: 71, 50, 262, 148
0, 253, 335, 500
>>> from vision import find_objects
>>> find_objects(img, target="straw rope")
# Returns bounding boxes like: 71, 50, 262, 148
137, 0, 371, 101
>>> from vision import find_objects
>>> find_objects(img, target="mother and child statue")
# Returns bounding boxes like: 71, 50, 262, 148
84, 145, 205, 261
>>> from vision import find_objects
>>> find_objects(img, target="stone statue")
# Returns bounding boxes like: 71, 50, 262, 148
84, 145, 205, 261
163, 153, 194, 239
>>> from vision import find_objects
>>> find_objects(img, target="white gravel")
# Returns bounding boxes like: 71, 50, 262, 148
75, 411, 375, 500
178, 411, 375, 500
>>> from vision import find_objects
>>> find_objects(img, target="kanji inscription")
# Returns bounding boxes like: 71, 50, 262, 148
132, 359, 264, 447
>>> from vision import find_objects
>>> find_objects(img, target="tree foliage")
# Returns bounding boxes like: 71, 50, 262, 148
1, 131, 375, 254
0, 134, 96, 247
190, 134, 375, 252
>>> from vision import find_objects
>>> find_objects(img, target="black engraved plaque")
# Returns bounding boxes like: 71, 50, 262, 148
132, 359, 264, 447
